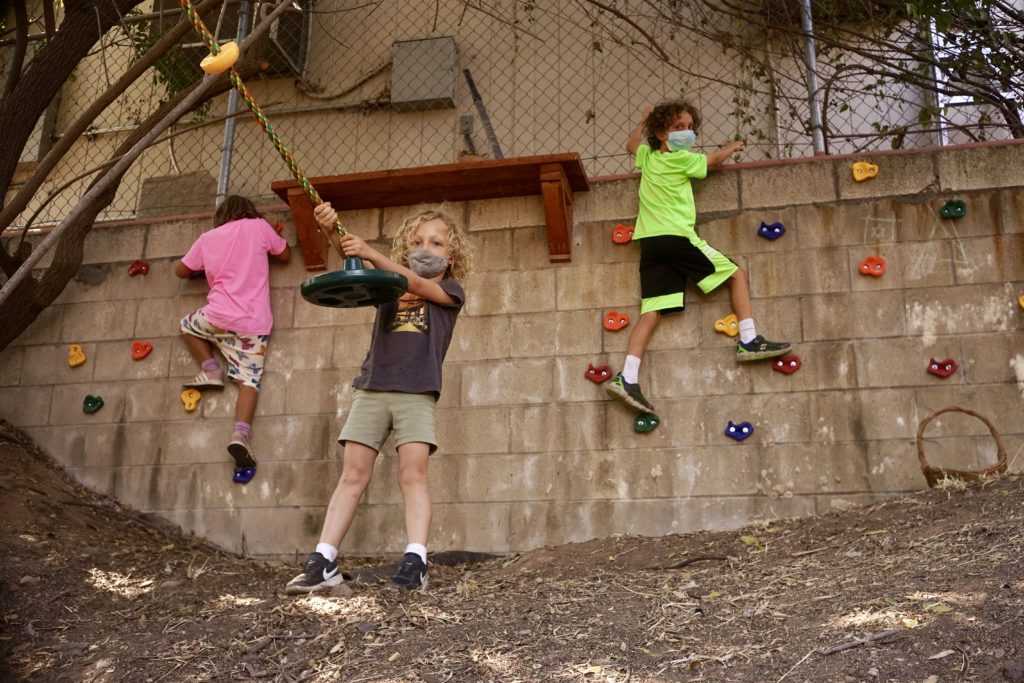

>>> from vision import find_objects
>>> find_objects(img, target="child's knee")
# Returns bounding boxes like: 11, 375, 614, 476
398, 461, 428, 488
339, 463, 372, 489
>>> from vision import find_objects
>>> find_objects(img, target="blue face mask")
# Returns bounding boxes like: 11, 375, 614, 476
667, 129, 697, 151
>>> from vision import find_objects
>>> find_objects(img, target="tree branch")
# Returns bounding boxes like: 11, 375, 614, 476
2, 0, 29, 98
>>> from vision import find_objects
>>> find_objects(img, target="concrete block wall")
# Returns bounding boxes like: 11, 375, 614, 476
2, 142, 1023, 558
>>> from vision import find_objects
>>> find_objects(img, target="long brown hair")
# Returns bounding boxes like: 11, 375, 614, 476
214, 195, 263, 227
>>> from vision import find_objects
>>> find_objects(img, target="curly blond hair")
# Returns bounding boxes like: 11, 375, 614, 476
390, 208, 472, 281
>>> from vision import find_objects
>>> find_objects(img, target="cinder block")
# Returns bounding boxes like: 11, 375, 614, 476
915, 383, 1023, 437
747, 247, 850, 297
697, 207, 797, 257
569, 221, 642, 267
469, 230, 514, 272
906, 283, 1022, 339
648, 347, 753, 399
375, 453, 551, 505
461, 359, 552, 406
383, 202, 467, 238
82, 225, 146, 265
264, 328, 337, 372
436, 406, 510, 454
552, 355, 619, 403
847, 244, 905, 291
269, 253, 318, 288
144, 221, 200, 259
159, 507, 245, 555
511, 226, 557, 271
510, 310, 602, 358
573, 178, 639, 223
741, 159, 837, 209
49, 380, 173, 426
802, 290, 906, 341
138, 172, 216, 217
284, 368, 349, 416
953, 235, 1024, 284
760, 442, 871, 496
555, 262, 638, 310
836, 153, 937, 200
800, 199, 900, 248
437, 364, 461, 408
700, 297, 802, 349
134, 295, 206, 339
334, 208, 381, 240
938, 143, 1024, 192
703, 393, 810, 447
0, 386, 52, 426
960, 331, 1024, 385
0, 346, 23, 385
906, 434, 1007, 475
270, 287, 295, 329
929, 192, 1009, 238
77, 422, 165, 468
997, 188, 1024, 235
898, 240, 956, 289
606, 397, 707, 450
601, 305, 700, 353
809, 389, 918, 443
198, 371, 286, 419
20, 343, 97, 385
693, 168, 740, 214
509, 402, 607, 453
93, 340, 172, 381
467, 195, 545, 232
447, 316, 511, 362
864, 439, 926, 491
854, 337, 961, 388
751, 340, 858, 394
11, 305, 63, 346
329, 324, 372, 368
464, 269, 556, 316
61, 301, 139, 342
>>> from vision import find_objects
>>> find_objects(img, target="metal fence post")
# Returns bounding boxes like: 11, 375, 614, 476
799, 0, 826, 154
215, 0, 252, 205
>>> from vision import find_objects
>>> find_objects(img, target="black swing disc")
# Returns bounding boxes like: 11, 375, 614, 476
301, 267, 408, 308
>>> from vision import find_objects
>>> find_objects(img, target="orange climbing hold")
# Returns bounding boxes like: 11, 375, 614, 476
852, 161, 879, 182
131, 341, 153, 361
67, 344, 86, 368
714, 313, 739, 337
603, 311, 630, 331
612, 224, 634, 245
180, 388, 202, 413
858, 255, 886, 277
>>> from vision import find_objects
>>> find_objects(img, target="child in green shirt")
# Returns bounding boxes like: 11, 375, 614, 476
607, 100, 792, 414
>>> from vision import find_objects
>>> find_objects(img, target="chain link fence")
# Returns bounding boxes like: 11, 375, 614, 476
5, 0, 1019, 229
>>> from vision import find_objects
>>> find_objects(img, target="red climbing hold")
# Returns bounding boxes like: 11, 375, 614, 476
858, 255, 886, 277
927, 358, 958, 379
612, 224, 634, 245
603, 311, 630, 331
584, 363, 612, 384
131, 340, 153, 361
772, 354, 801, 375
128, 260, 150, 276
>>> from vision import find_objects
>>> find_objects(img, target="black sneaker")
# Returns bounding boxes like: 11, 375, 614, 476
605, 372, 656, 413
284, 552, 344, 595
391, 552, 428, 590
736, 335, 792, 362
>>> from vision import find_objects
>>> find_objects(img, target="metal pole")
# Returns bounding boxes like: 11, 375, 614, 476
216, 0, 252, 204
928, 19, 948, 146
799, 0, 825, 154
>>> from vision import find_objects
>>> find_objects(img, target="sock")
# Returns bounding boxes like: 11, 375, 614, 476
315, 542, 338, 562
622, 355, 641, 384
234, 421, 251, 438
405, 543, 427, 564
738, 318, 757, 344
201, 357, 222, 376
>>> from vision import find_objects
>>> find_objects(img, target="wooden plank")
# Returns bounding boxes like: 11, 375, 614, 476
540, 163, 572, 263
286, 188, 327, 272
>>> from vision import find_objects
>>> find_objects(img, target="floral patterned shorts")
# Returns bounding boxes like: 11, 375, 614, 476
180, 309, 269, 390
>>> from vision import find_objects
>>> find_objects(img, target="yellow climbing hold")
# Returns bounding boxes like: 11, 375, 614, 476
1019, 293, 1024, 310
180, 388, 202, 413
714, 313, 739, 337
200, 41, 239, 75
67, 344, 86, 368
852, 161, 879, 182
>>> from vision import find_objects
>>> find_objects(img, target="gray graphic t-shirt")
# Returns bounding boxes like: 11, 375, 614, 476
351, 278, 464, 398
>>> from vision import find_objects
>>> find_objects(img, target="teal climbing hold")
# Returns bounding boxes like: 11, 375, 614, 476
634, 412, 660, 434
83, 395, 104, 414
940, 200, 966, 219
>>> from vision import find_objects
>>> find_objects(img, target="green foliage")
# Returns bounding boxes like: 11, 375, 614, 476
122, 10, 209, 117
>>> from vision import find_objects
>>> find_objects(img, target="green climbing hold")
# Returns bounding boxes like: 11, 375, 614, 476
83, 395, 104, 414
940, 199, 966, 219
634, 412, 660, 434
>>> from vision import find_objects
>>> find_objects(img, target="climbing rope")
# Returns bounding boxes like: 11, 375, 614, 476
178, 0, 347, 252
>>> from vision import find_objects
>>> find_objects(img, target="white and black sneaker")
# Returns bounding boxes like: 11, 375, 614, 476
391, 552, 428, 590
284, 552, 344, 595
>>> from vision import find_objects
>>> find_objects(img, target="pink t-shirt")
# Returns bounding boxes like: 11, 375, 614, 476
181, 218, 287, 335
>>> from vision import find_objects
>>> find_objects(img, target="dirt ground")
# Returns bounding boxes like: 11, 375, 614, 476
1, 420, 1022, 683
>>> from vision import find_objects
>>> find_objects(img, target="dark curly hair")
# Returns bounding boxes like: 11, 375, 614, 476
214, 194, 263, 227
645, 100, 701, 150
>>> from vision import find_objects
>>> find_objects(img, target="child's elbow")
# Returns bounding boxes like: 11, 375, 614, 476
173, 261, 192, 279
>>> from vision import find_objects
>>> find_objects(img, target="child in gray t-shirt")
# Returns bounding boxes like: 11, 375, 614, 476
286, 206, 471, 594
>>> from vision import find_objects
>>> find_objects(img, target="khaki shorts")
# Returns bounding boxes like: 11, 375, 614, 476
338, 389, 438, 454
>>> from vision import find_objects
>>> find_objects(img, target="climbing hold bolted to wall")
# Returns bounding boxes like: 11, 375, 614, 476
927, 358, 959, 379
200, 41, 239, 75
181, 388, 202, 413
603, 311, 630, 331
131, 341, 153, 361
772, 354, 801, 375
67, 344, 87, 368
714, 313, 739, 337
128, 260, 149, 276
1019, 293, 1024, 310
612, 224, 635, 244
585, 363, 612, 384
858, 255, 886, 277
82, 395, 104, 414
851, 161, 879, 182
940, 199, 966, 219
233, 466, 256, 485
757, 221, 785, 240
634, 412, 660, 434
725, 420, 754, 442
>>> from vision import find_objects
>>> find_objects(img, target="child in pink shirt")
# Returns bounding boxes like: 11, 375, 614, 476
174, 195, 290, 482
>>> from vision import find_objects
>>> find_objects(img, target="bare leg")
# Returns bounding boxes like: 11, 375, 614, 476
181, 332, 216, 365
396, 443, 431, 547
235, 385, 258, 424
625, 310, 662, 359
318, 442, 378, 548
728, 269, 753, 321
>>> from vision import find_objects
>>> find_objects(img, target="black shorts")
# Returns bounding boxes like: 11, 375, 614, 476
639, 235, 738, 314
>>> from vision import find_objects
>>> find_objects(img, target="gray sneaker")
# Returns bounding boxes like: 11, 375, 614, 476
736, 335, 792, 362
605, 372, 656, 413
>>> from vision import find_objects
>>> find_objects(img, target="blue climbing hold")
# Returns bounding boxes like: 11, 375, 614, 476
233, 466, 256, 485
725, 420, 754, 442
757, 222, 785, 240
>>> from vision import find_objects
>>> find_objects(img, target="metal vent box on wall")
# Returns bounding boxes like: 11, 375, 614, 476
391, 36, 458, 111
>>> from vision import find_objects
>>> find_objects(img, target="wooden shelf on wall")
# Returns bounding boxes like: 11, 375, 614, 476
271, 153, 590, 270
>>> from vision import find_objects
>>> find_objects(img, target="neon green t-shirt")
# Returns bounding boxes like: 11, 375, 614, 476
633, 143, 709, 239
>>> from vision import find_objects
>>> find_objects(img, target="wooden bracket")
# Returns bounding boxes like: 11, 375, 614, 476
540, 162, 573, 262
286, 187, 327, 271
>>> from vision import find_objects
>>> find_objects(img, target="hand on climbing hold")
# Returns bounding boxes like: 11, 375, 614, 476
858, 255, 886, 277
83, 395, 104, 414
612, 224, 635, 245
128, 260, 149, 276
851, 161, 879, 182
67, 344, 87, 368
927, 358, 958, 379
714, 313, 739, 337
940, 199, 966, 219
585, 363, 612, 384
772, 354, 801, 375
603, 311, 630, 331
725, 420, 754, 442
131, 341, 153, 361
757, 222, 785, 240
634, 412, 660, 434
200, 41, 239, 75
181, 388, 202, 413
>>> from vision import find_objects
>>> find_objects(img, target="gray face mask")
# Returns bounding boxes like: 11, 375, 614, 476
407, 248, 448, 278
